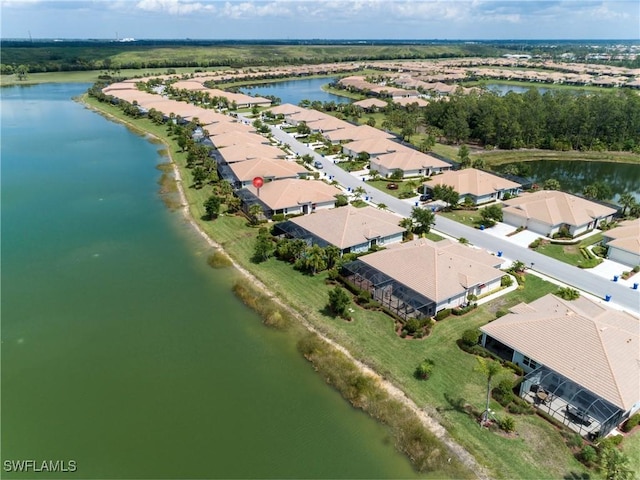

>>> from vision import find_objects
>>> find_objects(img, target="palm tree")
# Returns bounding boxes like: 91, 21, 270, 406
618, 193, 636, 217
353, 186, 366, 200
475, 357, 502, 424
377, 203, 388, 211
324, 245, 341, 270
305, 245, 327, 275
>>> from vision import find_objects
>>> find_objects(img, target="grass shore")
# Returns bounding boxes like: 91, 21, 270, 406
79, 92, 596, 479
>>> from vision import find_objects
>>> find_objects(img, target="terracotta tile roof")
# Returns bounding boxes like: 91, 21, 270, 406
323, 125, 394, 143
245, 178, 341, 210
266, 103, 303, 116
288, 205, 405, 249
373, 150, 450, 171
353, 98, 388, 109
428, 168, 521, 197
481, 294, 640, 410
205, 121, 255, 136
218, 143, 286, 163
210, 131, 269, 148
604, 219, 640, 255
343, 138, 403, 156
306, 116, 351, 132
228, 158, 307, 182
358, 238, 502, 303
503, 190, 617, 227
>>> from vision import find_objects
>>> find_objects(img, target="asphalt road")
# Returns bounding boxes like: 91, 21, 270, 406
243, 116, 640, 314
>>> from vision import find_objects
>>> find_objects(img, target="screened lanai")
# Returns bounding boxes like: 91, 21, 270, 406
521, 366, 624, 438
273, 221, 331, 249
342, 260, 436, 320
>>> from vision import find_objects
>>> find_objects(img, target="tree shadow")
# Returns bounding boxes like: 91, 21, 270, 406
563, 472, 591, 480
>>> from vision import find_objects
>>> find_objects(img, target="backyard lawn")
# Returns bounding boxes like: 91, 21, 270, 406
85, 94, 598, 480
533, 233, 604, 268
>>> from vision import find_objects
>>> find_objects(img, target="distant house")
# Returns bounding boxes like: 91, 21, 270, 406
481, 294, 640, 438
275, 205, 405, 254
425, 168, 521, 205
601, 218, 640, 267
323, 125, 394, 145
342, 138, 402, 158
237, 178, 342, 218
342, 238, 503, 319
217, 143, 287, 164
502, 190, 617, 237
371, 149, 451, 178
352, 98, 388, 111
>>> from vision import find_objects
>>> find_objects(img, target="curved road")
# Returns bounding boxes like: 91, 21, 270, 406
244, 116, 640, 314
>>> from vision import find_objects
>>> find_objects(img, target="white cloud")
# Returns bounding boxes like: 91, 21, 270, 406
136, 0, 216, 15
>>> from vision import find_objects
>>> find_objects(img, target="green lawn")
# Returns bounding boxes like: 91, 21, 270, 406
367, 179, 422, 199
533, 233, 604, 268
439, 208, 484, 228
621, 429, 640, 475
83, 94, 596, 480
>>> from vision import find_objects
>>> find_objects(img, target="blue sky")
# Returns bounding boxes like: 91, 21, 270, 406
1, 0, 639, 40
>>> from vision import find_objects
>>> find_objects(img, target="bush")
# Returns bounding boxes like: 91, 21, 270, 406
460, 328, 481, 347
596, 434, 623, 450
529, 238, 543, 249
452, 303, 477, 316
498, 416, 516, 433
271, 213, 285, 222
621, 413, 640, 432
495, 309, 509, 318
580, 445, 598, 465
504, 361, 524, 376
567, 433, 584, 449
435, 308, 452, 321
501, 275, 513, 288
405, 318, 421, 335
633, 265, 640, 273
414, 358, 434, 380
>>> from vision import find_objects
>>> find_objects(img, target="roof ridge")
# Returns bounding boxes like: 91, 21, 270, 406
592, 317, 626, 408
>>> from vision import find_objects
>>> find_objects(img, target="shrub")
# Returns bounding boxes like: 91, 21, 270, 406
504, 361, 524, 376
498, 416, 516, 433
414, 358, 434, 379
580, 445, 598, 465
495, 309, 509, 318
596, 434, 623, 450
633, 265, 640, 273
356, 290, 372, 305
621, 413, 640, 432
405, 318, 421, 335
501, 275, 513, 288
271, 213, 285, 222
452, 303, 477, 316
435, 309, 452, 321
461, 328, 480, 347
529, 238, 543, 249
556, 287, 580, 300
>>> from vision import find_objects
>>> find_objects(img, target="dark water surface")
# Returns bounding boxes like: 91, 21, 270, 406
239, 77, 350, 105
1, 84, 420, 479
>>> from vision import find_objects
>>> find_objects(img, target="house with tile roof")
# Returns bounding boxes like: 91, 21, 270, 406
342, 238, 503, 318
425, 168, 521, 205
480, 294, 640, 437
502, 190, 617, 237
237, 178, 342, 218
602, 218, 640, 267
371, 150, 452, 178
217, 143, 287, 164
275, 205, 405, 254
323, 125, 394, 144
342, 138, 403, 159
224, 158, 309, 188
352, 98, 388, 111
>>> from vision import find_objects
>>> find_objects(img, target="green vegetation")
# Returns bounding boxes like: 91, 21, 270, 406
532, 234, 604, 268
206, 251, 233, 269
83, 92, 599, 479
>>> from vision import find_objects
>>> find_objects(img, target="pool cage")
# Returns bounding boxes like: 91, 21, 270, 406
272, 221, 331, 249
341, 260, 436, 321
520, 366, 624, 438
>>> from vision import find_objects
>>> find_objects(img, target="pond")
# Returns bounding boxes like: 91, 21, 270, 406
239, 77, 351, 105
496, 160, 640, 203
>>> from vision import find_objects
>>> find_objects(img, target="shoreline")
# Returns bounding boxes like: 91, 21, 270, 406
78, 96, 491, 479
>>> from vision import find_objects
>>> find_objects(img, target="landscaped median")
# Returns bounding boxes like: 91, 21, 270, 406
80, 92, 595, 480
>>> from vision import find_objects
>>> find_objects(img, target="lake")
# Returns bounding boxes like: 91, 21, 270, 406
497, 160, 640, 203
239, 77, 351, 105
0, 83, 419, 479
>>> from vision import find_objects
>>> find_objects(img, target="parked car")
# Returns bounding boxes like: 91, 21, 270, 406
314, 161, 323, 169
419, 194, 432, 202
386, 183, 398, 190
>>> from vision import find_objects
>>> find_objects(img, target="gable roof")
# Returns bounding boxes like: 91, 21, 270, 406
353, 98, 388, 109
343, 137, 403, 156
428, 168, 521, 197
288, 206, 405, 249
503, 190, 617, 227
603, 218, 640, 255
358, 238, 502, 303
218, 143, 286, 163
481, 294, 640, 410
245, 178, 342, 210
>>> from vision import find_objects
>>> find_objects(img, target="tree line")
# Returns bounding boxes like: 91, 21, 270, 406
422, 88, 640, 152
